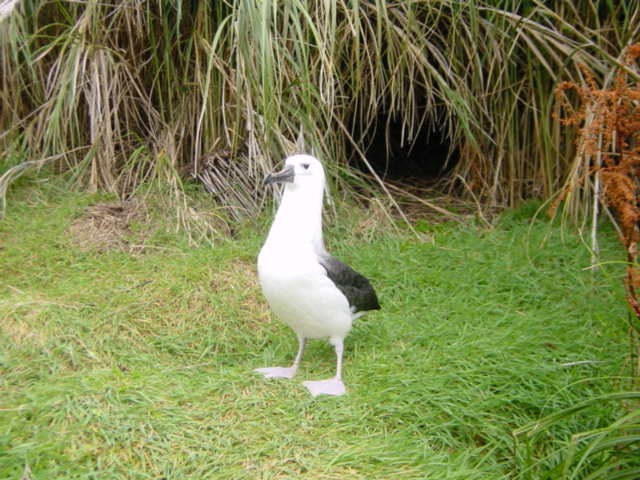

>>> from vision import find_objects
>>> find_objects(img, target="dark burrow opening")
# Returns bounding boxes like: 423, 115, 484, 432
350, 113, 458, 186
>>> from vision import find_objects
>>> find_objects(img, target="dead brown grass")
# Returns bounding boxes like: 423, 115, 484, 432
67, 200, 148, 253
185, 150, 264, 223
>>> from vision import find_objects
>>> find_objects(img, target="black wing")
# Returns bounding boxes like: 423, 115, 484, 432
318, 253, 381, 313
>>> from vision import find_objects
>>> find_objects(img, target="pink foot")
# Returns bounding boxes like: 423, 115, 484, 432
302, 378, 346, 397
254, 366, 298, 379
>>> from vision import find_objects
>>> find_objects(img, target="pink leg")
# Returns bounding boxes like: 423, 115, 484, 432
303, 337, 346, 397
255, 335, 305, 379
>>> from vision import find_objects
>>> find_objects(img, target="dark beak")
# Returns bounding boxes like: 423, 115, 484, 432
263, 164, 295, 186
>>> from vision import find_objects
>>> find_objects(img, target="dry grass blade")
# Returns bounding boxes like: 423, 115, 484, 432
0, 148, 89, 218
191, 150, 263, 223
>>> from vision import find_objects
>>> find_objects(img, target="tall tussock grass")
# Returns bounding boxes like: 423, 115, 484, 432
1, 1, 639, 224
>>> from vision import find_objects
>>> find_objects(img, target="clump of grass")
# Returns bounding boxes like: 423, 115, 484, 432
1, 1, 639, 228
0, 181, 632, 479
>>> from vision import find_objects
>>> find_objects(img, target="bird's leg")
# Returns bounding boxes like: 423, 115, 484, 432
335, 337, 344, 381
302, 337, 347, 397
291, 334, 306, 370
255, 335, 305, 379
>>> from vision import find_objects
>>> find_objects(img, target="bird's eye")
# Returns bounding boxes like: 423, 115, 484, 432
301, 163, 310, 170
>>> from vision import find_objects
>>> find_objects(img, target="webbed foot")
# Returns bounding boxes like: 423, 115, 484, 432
302, 378, 346, 397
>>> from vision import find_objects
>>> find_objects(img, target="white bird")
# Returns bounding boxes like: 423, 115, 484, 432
255, 154, 380, 397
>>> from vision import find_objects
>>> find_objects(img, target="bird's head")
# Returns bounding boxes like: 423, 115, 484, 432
263, 154, 325, 191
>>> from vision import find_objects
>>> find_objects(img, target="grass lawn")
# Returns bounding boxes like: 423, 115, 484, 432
0, 181, 633, 479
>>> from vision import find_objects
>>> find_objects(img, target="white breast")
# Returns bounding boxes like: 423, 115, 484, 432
257, 244, 352, 339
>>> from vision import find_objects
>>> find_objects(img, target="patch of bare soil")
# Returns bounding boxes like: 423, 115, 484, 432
67, 200, 148, 253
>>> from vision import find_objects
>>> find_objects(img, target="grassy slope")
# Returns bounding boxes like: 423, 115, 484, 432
0, 182, 631, 479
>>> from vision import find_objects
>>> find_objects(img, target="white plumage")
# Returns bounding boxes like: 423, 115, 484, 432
255, 154, 380, 397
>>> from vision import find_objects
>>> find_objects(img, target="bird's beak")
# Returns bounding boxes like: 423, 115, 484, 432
263, 164, 295, 186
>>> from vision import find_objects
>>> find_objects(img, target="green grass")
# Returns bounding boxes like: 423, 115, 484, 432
0, 181, 634, 479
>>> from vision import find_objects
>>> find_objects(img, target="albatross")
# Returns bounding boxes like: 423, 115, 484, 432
255, 154, 380, 397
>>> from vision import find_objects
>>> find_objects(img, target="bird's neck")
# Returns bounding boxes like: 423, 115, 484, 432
265, 183, 324, 253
